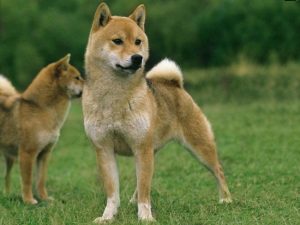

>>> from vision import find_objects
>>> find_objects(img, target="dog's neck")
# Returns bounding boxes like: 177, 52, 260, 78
84, 62, 147, 108
22, 73, 70, 110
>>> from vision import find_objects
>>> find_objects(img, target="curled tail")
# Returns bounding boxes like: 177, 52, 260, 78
0, 75, 18, 96
146, 58, 183, 88
0, 75, 19, 109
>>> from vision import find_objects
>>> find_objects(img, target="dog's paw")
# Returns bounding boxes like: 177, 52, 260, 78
41, 196, 55, 202
93, 217, 113, 224
138, 203, 155, 222
139, 215, 156, 223
93, 206, 117, 224
219, 197, 232, 204
24, 198, 38, 205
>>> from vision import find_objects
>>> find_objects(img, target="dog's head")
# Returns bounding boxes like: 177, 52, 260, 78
86, 3, 149, 75
53, 54, 84, 98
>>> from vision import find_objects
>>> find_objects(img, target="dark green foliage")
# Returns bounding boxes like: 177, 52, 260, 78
0, 0, 299, 88
0, 0, 94, 89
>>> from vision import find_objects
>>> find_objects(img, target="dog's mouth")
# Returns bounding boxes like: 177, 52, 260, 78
116, 64, 141, 73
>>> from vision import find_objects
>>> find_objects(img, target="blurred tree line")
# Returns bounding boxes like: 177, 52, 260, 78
0, 0, 299, 89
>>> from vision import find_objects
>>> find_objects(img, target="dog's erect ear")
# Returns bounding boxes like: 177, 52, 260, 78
54, 54, 71, 76
92, 2, 111, 31
129, 4, 146, 31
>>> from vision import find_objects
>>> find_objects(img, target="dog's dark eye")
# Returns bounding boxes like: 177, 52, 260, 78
135, 39, 142, 45
112, 39, 123, 45
75, 76, 80, 80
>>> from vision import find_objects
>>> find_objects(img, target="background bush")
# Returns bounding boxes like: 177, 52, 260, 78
184, 61, 300, 104
0, 0, 299, 89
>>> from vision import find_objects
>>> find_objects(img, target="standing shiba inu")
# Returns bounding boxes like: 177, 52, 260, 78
0, 54, 83, 204
83, 3, 232, 223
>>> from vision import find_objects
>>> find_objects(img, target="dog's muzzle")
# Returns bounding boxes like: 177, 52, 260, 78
116, 54, 143, 73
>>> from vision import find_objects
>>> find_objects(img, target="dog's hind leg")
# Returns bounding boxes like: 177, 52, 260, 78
94, 146, 120, 223
180, 110, 232, 203
4, 155, 15, 194
129, 188, 137, 204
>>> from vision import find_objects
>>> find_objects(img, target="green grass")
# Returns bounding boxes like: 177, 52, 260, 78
1, 98, 300, 224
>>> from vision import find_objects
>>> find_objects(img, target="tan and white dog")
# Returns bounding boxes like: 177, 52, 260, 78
0, 54, 84, 204
83, 3, 232, 223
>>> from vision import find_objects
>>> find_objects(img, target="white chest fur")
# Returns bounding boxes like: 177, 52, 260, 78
84, 104, 150, 148
83, 80, 151, 149
36, 130, 60, 151
35, 102, 70, 151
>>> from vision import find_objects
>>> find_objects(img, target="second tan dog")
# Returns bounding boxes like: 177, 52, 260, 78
83, 3, 232, 223
0, 54, 84, 204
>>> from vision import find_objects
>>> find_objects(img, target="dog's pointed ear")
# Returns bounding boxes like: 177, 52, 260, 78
92, 2, 111, 31
54, 54, 71, 76
129, 4, 146, 31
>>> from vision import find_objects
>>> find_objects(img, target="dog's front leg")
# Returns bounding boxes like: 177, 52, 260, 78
36, 143, 54, 201
135, 147, 155, 221
19, 148, 38, 204
94, 147, 120, 224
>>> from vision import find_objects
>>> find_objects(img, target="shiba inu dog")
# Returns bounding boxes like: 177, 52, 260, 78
83, 3, 232, 223
0, 54, 84, 204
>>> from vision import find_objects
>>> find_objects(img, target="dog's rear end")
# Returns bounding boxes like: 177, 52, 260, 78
146, 60, 232, 203
0, 75, 20, 108
0, 75, 20, 193
0, 75, 18, 96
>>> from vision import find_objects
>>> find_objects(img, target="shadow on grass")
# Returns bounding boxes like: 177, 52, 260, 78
0, 194, 23, 208
0, 193, 63, 209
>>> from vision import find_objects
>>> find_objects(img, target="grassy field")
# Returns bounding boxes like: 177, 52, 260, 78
1, 96, 300, 224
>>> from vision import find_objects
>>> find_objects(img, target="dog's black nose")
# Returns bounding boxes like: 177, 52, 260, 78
131, 54, 143, 66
